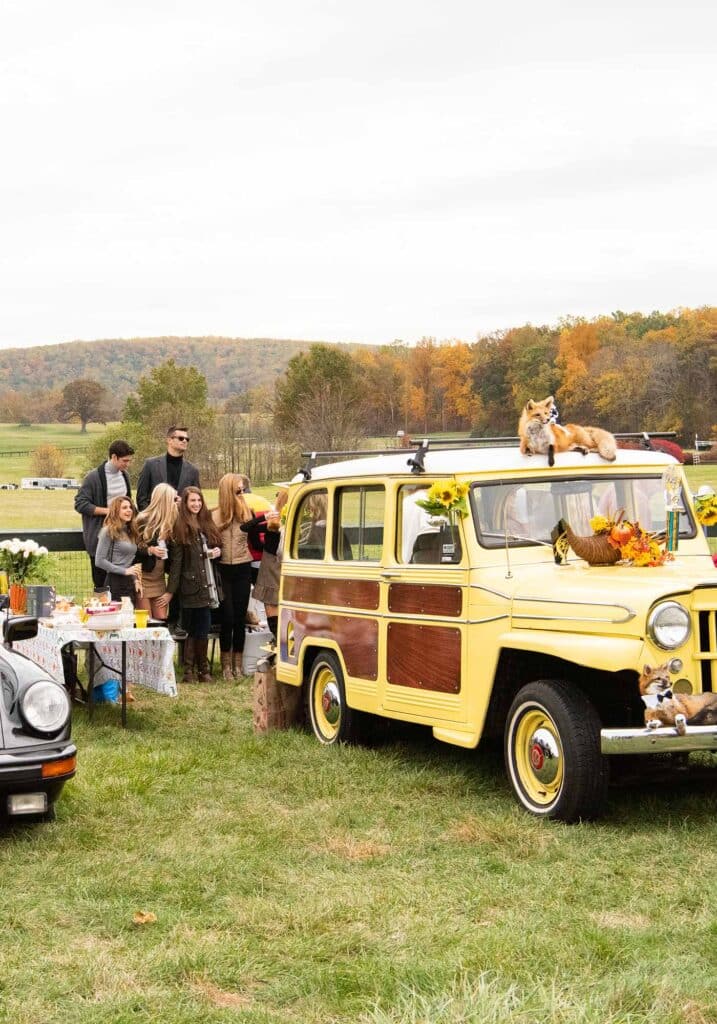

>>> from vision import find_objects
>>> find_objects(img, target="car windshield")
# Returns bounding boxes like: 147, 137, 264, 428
470, 474, 696, 548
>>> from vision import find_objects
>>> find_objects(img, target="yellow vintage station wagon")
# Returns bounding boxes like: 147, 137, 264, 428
275, 441, 717, 821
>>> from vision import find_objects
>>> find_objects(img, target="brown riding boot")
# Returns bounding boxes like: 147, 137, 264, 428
182, 638, 196, 684
196, 638, 212, 682
220, 651, 233, 682
232, 650, 244, 679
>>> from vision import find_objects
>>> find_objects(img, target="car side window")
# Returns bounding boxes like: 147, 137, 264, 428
293, 489, 329, 560
397, 485, 462, 565
335, 486, 384, 561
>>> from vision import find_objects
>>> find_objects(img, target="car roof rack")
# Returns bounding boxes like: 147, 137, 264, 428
297, 432, 678, 480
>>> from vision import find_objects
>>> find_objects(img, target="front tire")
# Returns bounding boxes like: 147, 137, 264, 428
505, 679, 608, 822
306, 652, 361, 745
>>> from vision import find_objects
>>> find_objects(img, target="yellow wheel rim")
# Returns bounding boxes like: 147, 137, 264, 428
513, 707, 564, 807
312, 664, 341, 742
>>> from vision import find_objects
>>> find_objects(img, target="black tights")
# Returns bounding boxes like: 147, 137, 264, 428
218, 562, 252, 653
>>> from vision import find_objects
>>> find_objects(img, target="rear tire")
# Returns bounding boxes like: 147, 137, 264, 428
505, 679, 609, 822
306, 651, 362, 745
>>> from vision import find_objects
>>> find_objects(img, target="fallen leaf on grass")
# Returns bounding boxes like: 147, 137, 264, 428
132, 910, 157, 926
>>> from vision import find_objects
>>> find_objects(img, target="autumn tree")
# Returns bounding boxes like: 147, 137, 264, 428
87, 359, 218, 483
274, 344, 366, 451
61, 378, 108, 432
432, 342, 480, 431
470, 331, 517, 435
354, 343, 410, 437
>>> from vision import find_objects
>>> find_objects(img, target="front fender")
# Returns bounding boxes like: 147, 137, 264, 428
499, 629, 645, 674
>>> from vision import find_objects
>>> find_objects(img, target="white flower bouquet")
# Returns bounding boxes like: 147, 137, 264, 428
0, 538, 51, 584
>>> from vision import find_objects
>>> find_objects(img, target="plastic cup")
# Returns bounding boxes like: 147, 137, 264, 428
134, 609, 149, 629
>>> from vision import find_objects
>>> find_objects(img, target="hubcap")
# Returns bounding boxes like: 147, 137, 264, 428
312, 665, 341, 741
321, 680, 341, 725
513, 707, 563, 806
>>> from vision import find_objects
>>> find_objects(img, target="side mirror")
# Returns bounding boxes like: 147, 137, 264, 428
3, 615, 39, 644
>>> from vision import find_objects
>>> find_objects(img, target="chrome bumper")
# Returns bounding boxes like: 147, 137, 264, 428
601, 725, 717, 756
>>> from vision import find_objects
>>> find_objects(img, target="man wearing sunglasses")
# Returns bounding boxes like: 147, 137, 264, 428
136, 425, 201, 511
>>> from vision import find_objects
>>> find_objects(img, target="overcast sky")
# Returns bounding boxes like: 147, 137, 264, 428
1, 0, 716, 350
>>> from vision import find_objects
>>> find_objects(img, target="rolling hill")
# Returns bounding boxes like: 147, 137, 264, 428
0, 335, 358, 400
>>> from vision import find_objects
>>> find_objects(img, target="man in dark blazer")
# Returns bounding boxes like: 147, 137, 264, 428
136, 425, 201, 510
75, 439, 134, 587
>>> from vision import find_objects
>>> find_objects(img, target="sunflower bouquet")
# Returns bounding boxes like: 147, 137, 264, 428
694, 490, 717, 527
416, 481, 470, 520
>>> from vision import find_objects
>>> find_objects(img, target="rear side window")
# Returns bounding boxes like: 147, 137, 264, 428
292, 489, 328, 560
335, 486, 384, 561
397, 484, 462, 564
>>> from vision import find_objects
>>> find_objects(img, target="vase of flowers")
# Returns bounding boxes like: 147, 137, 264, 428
415, 481, 470, 552
0, 538, 50, 613
694, 488, 717, 529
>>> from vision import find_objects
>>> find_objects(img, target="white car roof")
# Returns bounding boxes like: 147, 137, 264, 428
291, 445, 677, 483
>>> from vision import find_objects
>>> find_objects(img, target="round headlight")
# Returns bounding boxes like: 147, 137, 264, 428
647, 601, 691, 650
20, 681, 71, 736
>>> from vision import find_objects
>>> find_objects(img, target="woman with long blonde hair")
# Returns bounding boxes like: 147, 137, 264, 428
95, 495, 143, 604
135, 483, 177, 620
211, 473, 253, 680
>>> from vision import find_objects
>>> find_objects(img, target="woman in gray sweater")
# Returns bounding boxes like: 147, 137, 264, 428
94, 496, 144, 604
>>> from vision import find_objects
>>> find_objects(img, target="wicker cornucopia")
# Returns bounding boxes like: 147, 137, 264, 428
564, 523, 621, 565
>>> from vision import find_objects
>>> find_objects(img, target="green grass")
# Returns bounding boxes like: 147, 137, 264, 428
1, 684, 717, 1023
0, 422, 110, 481
1, 449, 717, 1021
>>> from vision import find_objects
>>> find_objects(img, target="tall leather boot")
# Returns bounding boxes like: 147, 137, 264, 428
182, 638, 196, 684
232, 650, 244, 679
220, 651, 233, 682
196, 637, 212, 682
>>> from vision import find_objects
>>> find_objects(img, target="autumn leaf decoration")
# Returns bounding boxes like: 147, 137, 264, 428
588, 512, 672, 567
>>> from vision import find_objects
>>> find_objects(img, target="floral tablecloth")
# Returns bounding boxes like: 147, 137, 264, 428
15, 621, 177, 697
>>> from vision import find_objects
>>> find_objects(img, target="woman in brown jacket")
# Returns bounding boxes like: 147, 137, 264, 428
211, 474, 253, 680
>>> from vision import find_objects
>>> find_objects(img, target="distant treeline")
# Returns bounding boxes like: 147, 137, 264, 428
1, 309, 715, 442
322, 308, 717, 441
0, 335, 331, 403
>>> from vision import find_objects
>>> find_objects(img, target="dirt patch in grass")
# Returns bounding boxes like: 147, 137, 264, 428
189, 977, 255, 1008
591, 910, 651, 929
445, 814, 556, 855
319, 835, 391, 860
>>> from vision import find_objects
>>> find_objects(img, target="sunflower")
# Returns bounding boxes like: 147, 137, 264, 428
416, 480, 469, 519
589, 515, 612, 535
694, 493, 717, 527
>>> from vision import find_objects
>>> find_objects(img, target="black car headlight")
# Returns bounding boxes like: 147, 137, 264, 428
647, 601, 691, 651
20, 680, 71, 737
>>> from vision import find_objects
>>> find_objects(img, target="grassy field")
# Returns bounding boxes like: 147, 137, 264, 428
0, 422, 110, 481
1, 684, 717, 1023
1, 437, 716, 1021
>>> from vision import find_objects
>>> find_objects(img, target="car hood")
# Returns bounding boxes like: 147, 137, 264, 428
503, 555, 717, 636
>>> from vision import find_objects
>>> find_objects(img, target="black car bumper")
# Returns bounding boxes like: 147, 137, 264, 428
0, 743, 77, 815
